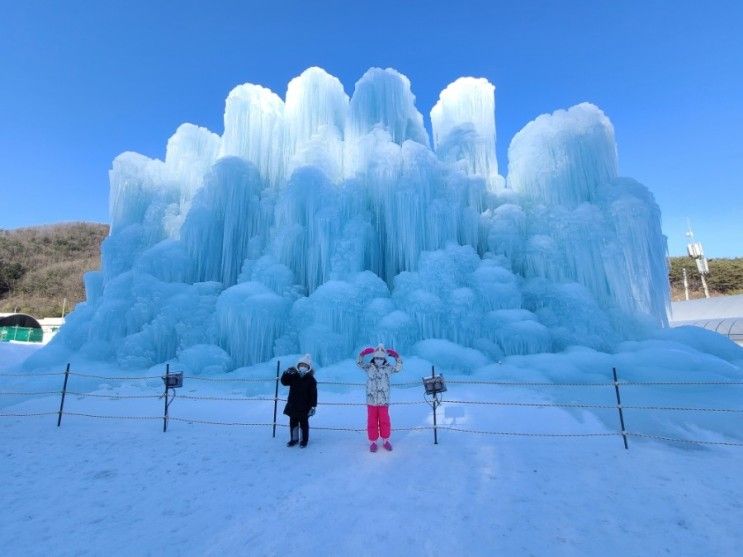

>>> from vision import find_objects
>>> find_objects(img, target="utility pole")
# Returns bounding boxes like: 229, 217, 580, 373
682, 268, 690, 301
685, 221, 710, 299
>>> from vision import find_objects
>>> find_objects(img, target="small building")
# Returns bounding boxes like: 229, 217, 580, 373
0, 313, 44, 343
669, 294, 743, 346
38, 317, 66, 342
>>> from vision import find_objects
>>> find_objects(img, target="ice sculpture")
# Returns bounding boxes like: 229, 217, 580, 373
431, 77, 500, 189
39, 67, 671, 370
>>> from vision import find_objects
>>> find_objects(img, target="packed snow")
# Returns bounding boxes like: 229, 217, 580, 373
2, 342, 743, 555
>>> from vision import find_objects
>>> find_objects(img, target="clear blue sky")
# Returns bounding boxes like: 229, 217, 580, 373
1, 0, 741, 257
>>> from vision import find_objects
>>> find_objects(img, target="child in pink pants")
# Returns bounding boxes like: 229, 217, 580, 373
357, 344, 403, 452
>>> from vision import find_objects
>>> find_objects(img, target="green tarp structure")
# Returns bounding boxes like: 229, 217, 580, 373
0, 326, 43, 343
0, 313, 44, 343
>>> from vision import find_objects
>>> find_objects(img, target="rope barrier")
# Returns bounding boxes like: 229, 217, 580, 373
66, 392, 162, 400
3, 411, 743, 448
4, 364, 743, 448
626, 432, 743, 447
0, 411, 59, 418
440, 400, 743, 413
621, 404, 743, 413
170, 418, 283, 427
444, 379, 743, 387
438, 426, 620, 438
182, 376, 277, 383
0, 372, 66, 377
317, 400, 427, 406
0, 391, 60, 396
441, 399, 617, 409
163, 420, 424, 432
444, 379, 614, 387
8, 369, 738, 388
174, 395, 424, 406
618, 381, 743, 386
317, 381, 421, 387
62, 412, 162, 421
68, 372, 162, 380
178, 395, 287, 402
6, 388, 735, 414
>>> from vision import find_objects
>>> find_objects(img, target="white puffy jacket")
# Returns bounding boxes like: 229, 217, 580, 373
357, 352, 403, 406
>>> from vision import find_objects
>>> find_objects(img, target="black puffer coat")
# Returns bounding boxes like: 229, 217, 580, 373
281, 368, 318, 418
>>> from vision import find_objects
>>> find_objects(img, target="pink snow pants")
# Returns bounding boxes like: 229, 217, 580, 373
367, 405, 391, 441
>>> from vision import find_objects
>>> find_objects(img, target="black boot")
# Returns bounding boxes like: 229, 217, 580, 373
287, 425, 300, 447
299, 417, 309, 448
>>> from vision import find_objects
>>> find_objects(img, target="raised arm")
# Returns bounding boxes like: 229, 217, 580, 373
387, 349, 403, 373
280, 367, 298, 386
357, 347, 374, 372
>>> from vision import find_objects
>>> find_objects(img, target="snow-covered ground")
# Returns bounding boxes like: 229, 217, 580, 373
2, 341, 742, 556
671, 293, 743, 321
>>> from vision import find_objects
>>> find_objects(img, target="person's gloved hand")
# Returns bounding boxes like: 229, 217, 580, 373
360, 347, 374, 357
308, 407, 316, 417
387, 349, 400, 359
286, 367, 298, 374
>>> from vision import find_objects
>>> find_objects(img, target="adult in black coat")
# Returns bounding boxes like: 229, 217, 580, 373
281, 354, 317, 448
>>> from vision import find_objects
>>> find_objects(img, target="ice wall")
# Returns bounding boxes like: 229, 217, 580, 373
39, 67, 671, 371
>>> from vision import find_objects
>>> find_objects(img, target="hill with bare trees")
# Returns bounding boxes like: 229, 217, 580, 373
0, 222, 108, 317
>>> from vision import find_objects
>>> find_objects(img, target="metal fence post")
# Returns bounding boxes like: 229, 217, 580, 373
272, 360, 280, 438
432, 366, 438, 445
163, 363, 169, 433
612, 367, 629, 449
57, 363, 70, 427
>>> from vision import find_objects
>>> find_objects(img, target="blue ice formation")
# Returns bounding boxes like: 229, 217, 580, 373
41, 67, 670, 370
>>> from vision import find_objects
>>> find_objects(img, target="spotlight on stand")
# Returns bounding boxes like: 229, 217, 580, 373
422, 374, 447, 397
422, 368, 446, 445
161, 364, 183, 432
163, 371, 183, 389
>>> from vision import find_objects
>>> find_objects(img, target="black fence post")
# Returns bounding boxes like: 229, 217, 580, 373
432, 366, 438, 445
57, 363, 70, 427
163, 363, 170, 433
612, 367, 628, 449
272, 360, 280, 438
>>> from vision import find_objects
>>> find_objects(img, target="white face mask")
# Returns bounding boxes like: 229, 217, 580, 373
298, 364, 310, 375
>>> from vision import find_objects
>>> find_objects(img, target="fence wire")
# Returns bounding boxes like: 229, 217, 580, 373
0, 372, 66, 377
3, 363, 743, 448
4, 369, 743, 387
0, 391, 61, 396
67, 372, 163, 381
625, 432, 743, 447
440, 399, 743, 413
0, 411, 59, 418
178, 395, 286, 402
67, 391, 162, 400
182, 376, 277, 383
438, 426, 619, 438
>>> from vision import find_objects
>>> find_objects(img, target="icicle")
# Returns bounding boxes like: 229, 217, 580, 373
431, 77, 502, 190
220, 83, 286, 186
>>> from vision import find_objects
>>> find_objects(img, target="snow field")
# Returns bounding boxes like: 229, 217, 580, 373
2, 343, 743, 555
2, 382, 742, 555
